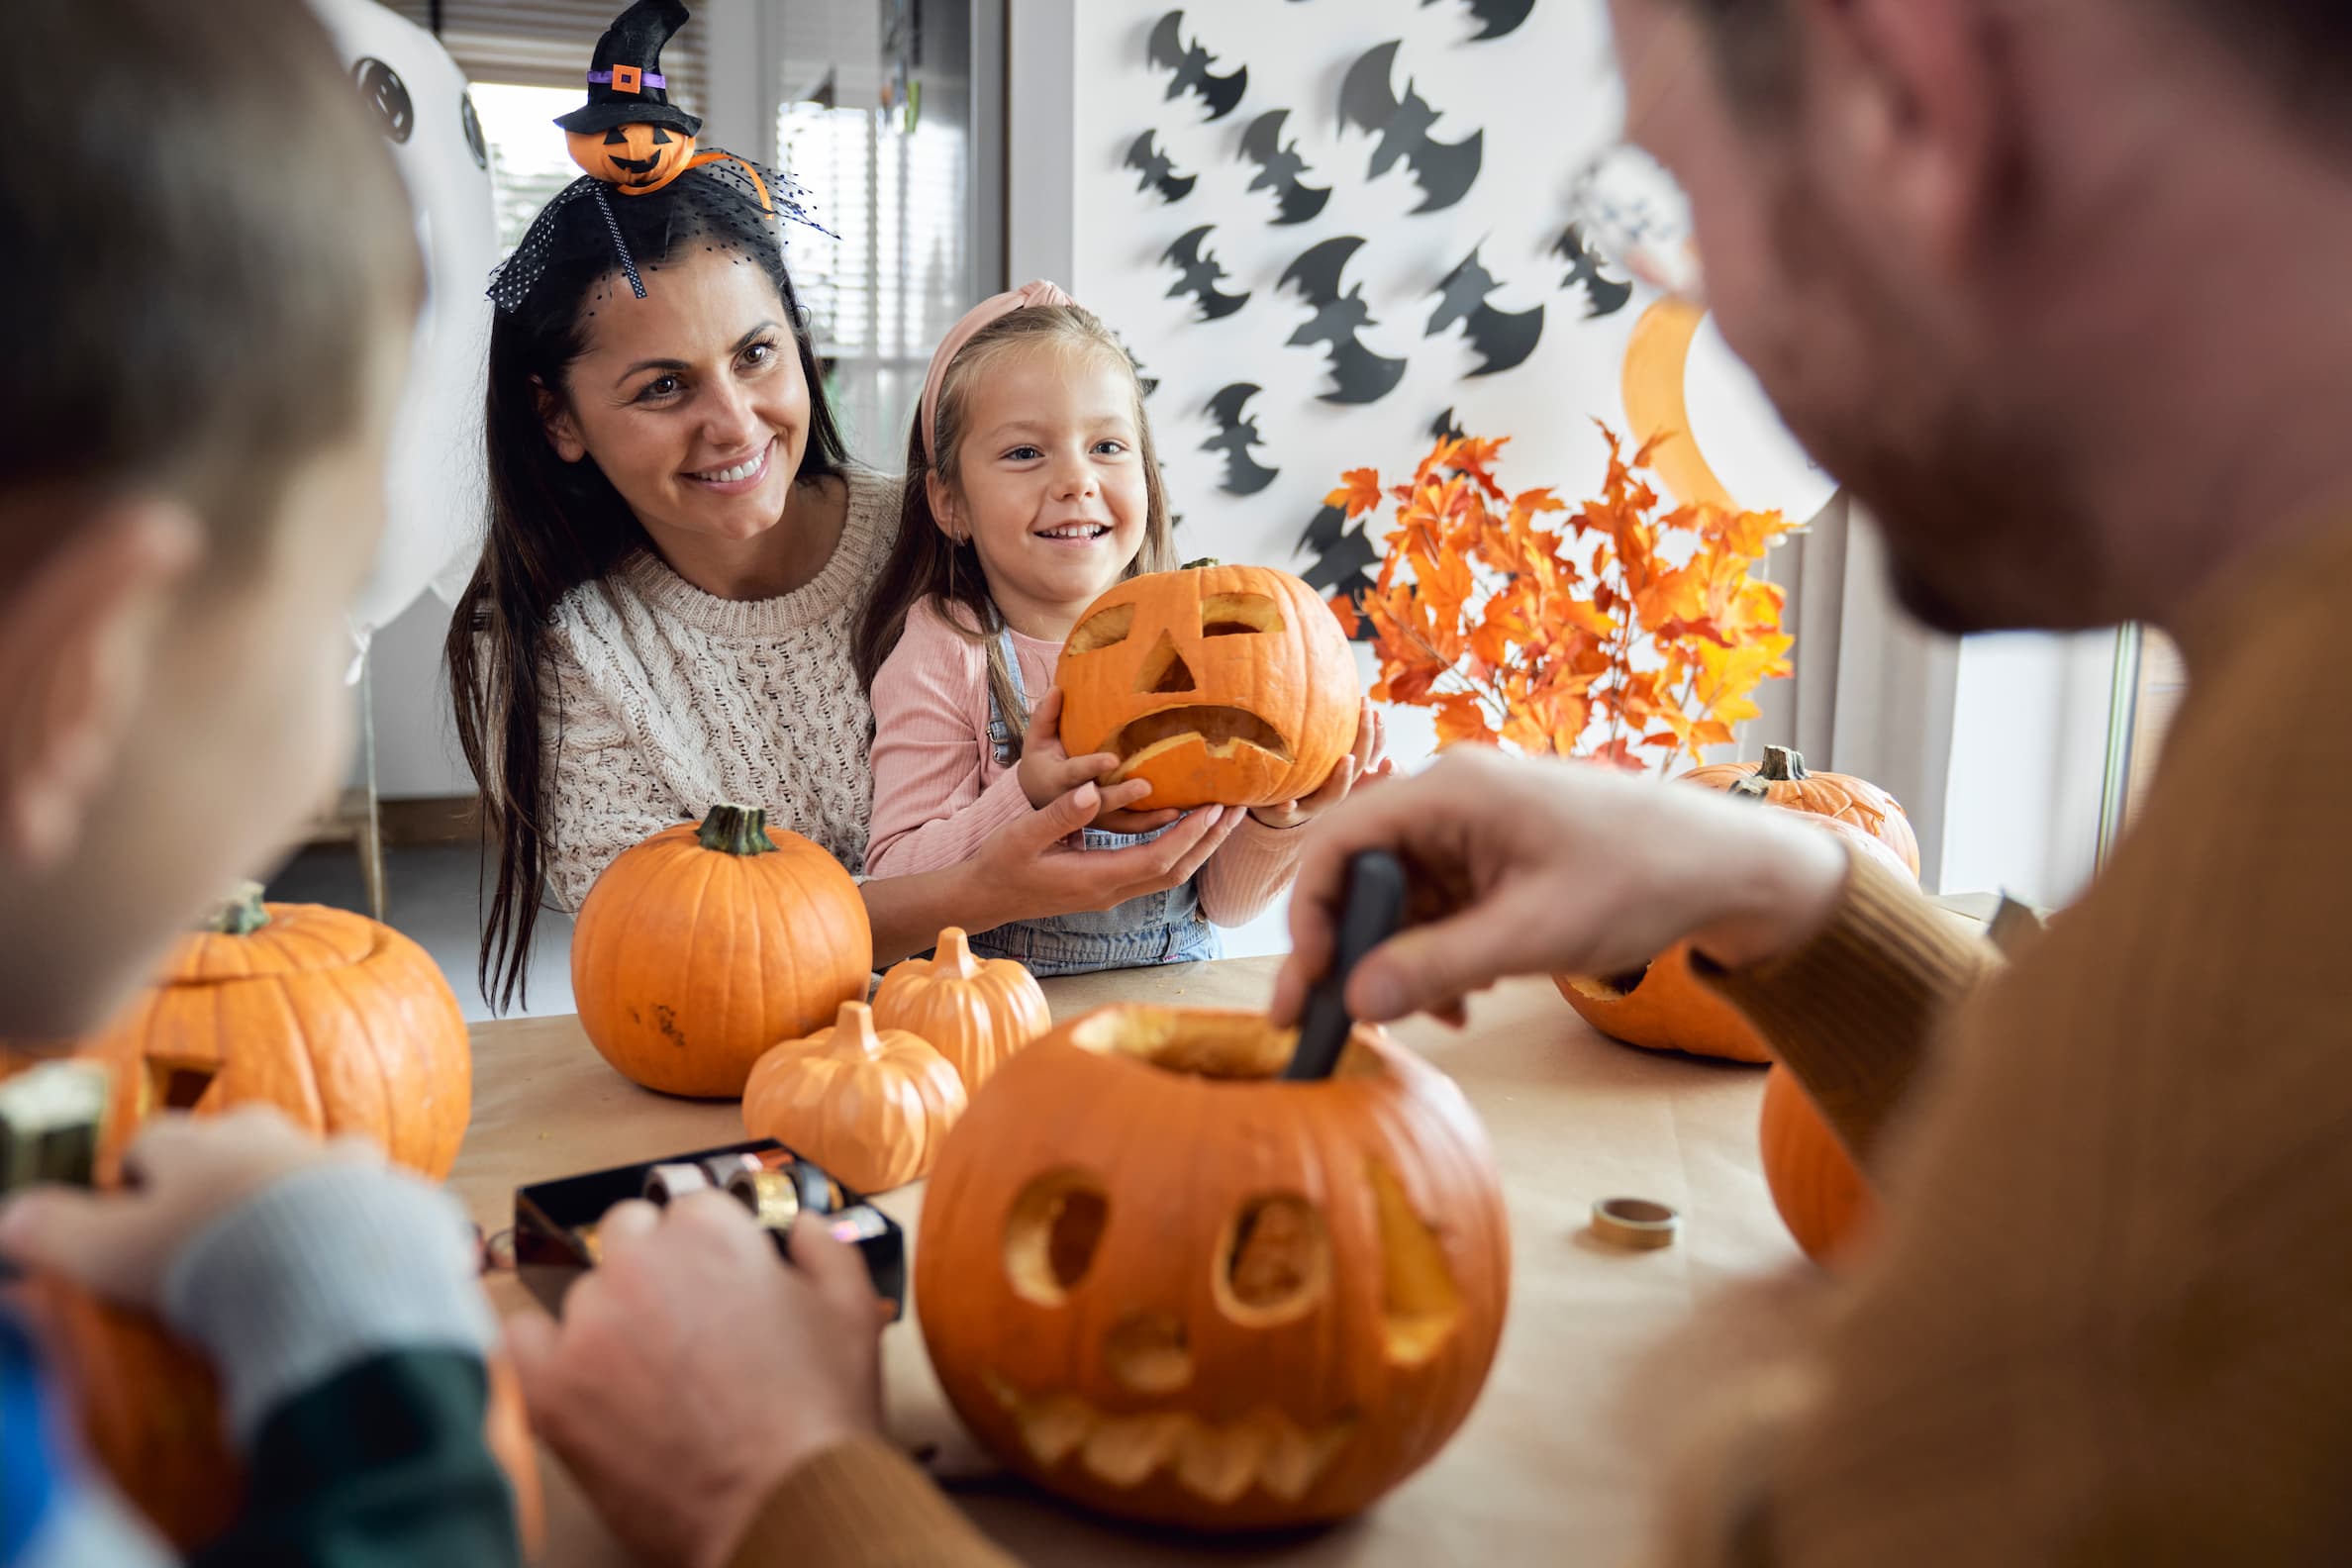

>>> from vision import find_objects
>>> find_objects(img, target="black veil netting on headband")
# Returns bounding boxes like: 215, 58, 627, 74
486, 155, 830, 316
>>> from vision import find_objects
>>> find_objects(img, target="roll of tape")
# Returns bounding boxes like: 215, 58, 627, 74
1592, 1196, 1681, 1250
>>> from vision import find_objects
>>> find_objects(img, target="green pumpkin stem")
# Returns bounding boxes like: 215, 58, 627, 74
202, 882, 270, 936
1759, 745, 1809, 783
696, 803, 776, 857
1179, 556, 1221, 571
1727, 776, 1771, 804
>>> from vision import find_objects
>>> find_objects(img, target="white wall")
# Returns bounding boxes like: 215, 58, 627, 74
1938, 631, 2119, 908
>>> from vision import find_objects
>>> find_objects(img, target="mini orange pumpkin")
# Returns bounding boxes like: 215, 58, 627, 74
918, 1006, 1511, 1531
871, 928, 1049, 1092
1758, 1066, 1875, 1267
0, 886, 471, 1181
1056, 560, 1361, 811
19, 1273, 544, 1554
741, 1001, 968, 1193
565, 120, 698, 190
1684, 745, 1920, 876
571, 804, 871, 1099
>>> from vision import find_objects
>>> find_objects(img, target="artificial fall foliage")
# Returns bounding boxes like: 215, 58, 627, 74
1329, 425, 1799, 772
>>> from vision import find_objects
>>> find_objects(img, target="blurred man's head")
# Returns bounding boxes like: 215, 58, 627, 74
1612, 0, 2352, 633
0, 0, 419, 1035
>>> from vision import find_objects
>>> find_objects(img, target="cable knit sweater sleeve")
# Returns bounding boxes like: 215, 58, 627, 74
864, 601, 1036, 878
539, 630, 688, 913
1196, 814, 1306, 928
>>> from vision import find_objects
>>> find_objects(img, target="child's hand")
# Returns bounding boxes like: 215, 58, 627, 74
0, 1107, 377, 1311
1017, 686, 1170, 826
1250, 701, 1388, 830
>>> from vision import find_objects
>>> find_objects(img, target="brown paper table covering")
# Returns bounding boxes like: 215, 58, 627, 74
451, 955, 1805, 1566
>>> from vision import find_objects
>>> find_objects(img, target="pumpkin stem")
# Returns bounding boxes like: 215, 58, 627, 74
202, 882, 271, 936
934, 928, 979, 979
1179, 556, 1221, 571
833, 1001, 883, 1059
1727, 776, 1771, 804
1759, 745, 1809, 783
696, 803, 776, 857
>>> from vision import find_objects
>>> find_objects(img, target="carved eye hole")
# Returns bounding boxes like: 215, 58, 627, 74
1214, 1194, 1330, 1326
1067, 603, 1136, 653
146, 1059, 219, 1113
1005, 1171, 1109, 1306
1369, 1160, 1462, 1364
1202, 593, 1283, 637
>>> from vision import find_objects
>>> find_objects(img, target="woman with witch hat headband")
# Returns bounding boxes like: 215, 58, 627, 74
448, 0, 1238, 1018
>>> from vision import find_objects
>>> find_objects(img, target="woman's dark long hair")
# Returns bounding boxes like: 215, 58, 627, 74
446, 183, 848, 1013
851, 306, 1175, 752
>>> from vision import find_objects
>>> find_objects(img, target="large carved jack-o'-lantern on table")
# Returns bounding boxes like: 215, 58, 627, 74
918, 1005, 1510, 1530
1056, 562, 1361, 811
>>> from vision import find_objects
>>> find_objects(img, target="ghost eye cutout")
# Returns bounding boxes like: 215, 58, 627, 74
1067, 603, 1137, 653
1368, 1160, 1461, 1364
1201, 592, 1284, 637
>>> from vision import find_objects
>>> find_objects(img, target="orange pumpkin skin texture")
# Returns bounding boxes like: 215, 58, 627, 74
741, 1001, 968, 1193
917, 1007, 1511, 1531
1556, 945, 1774, 1064
1684, 745, 1921, 876
18, 1274, 544, 1554
565, 121, 698, 189
571, 805, 871, 1099
1759, 1065, 1875, 1267
1055, 561, 1361, 811
0, 888, 471, 1181
870, 928, 1049, 1092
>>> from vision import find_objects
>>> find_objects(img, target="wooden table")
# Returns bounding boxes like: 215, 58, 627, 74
452, 957, 1804, 1566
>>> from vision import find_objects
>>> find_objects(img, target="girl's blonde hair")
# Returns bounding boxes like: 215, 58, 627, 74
853, 304, 1177, 758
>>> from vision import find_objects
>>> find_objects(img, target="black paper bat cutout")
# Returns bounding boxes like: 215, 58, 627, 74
1148, 11, 1247, 123
1431, 406, 1469, 443
1420, 0, 1535, 41
1162, 226, 1250, 322
1238, 110, 1330, 226
1280, 236, 1410, 405
1202, 384, 1279, 496
1337, 41, 1484, 214
1299, 503, 1380, 639
1124, 131, 1196, 204
1552, 224, 1633, 319
1427, 247, 1545, 377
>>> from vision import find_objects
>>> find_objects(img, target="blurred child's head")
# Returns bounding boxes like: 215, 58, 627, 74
0, 0, 420, 1035
854, 293, 1175, 692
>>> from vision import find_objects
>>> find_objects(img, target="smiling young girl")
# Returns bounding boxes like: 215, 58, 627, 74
854, 284, 1380, 976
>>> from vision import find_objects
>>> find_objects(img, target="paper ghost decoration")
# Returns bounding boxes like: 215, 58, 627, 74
309, 0, 499, 653
1337, 42, 1483, 214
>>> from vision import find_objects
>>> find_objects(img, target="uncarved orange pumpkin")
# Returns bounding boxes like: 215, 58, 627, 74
1758, 1066, 1875, 1267
1684, 745, 1921, 876
870, 928, 1049, 1092
741, 1001, 967, 1193
18, 1273, 544, 1554
0, 886, 471, 1181
1056, 561, 1361, 811
918, 1006, 1510, 1531
571, 804, 871, 1099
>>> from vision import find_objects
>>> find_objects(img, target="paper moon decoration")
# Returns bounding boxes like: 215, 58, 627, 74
309, 0, 501, 647
1620, 299, 1839, 522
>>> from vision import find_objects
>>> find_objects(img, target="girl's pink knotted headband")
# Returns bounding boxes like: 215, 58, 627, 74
920, 279, 1078, 466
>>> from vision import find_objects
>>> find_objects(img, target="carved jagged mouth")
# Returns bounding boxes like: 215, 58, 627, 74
984, 1373, 1354, 1505
1107, 706, 1293, 773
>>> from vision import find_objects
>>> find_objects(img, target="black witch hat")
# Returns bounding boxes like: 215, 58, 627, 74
553, 0, 702, 137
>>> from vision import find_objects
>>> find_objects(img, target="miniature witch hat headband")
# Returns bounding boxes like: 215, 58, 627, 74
488, 0, 824, 314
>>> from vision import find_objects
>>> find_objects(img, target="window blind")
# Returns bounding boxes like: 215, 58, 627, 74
375, 0, 705, 113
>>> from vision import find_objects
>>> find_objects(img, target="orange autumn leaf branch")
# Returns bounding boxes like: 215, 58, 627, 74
1333, 424, 1799, 773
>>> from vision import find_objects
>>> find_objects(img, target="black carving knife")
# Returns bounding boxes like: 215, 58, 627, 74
1282, 849, 1408, 1081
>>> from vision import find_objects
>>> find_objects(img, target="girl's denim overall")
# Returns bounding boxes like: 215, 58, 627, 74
965, 627, 1221, 978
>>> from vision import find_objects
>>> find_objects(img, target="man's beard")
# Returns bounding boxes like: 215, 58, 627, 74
1748, 172, 2110, 636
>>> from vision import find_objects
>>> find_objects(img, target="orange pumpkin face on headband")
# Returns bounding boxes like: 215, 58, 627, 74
567, 121, 698, 191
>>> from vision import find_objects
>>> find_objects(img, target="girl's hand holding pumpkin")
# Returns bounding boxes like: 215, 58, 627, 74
1250, 701, 1387, 830
506, 1193, 886, 1568
1270, 747, 1848, 1029
1016, 685, 1180, 833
